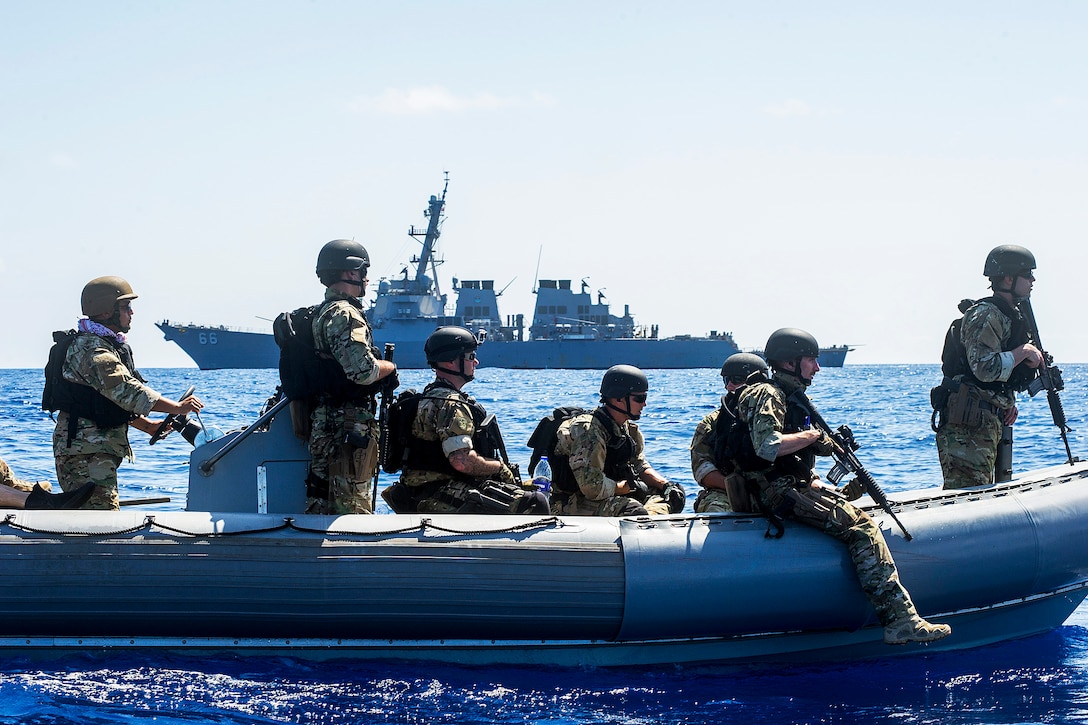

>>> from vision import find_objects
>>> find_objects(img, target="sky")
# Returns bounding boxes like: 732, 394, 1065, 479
2, 1, 1086, 368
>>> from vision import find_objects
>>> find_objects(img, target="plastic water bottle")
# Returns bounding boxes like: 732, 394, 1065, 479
531, 456, 552, 494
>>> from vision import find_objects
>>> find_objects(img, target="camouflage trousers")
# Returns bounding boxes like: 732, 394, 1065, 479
55, 452, 121, 510
551, 492, 670, 517
693, 488, 733, 514
0, 458, 40, 493
762, 476, 915, 627
306, 404, 378, 515
936, 412, 1002, 490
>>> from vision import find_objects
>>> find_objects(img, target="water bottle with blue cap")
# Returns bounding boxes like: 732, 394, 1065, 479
531, 456, 552, 494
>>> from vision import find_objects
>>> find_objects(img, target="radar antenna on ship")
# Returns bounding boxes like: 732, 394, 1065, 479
407, 171, 450, 297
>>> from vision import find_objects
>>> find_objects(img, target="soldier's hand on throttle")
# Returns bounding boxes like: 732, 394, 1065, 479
174, 395, 204, 415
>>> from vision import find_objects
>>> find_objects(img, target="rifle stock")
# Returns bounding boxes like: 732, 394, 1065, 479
373, 343, 395, 510
1018, 298, 1076, 465
788, 390, 913, 541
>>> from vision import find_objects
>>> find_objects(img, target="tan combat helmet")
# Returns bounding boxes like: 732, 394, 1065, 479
81, 276, 138, 318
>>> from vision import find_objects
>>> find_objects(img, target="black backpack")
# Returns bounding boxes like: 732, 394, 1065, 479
42, 330, 78, 415
939, 298, 978, 381
381, 389, 423, 473
273, 302, 343, 401
526, 406, 587, 474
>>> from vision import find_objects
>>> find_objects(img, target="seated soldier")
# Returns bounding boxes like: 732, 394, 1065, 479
551, 365, 685, 516
391, 327, 548, 514
0, 457, 95, 510
690, 352, 769, 513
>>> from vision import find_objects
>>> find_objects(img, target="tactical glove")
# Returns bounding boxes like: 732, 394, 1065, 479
381, 369, 400, 394
660, 481, 686, 514
497, 462, 521, 486
627, 479, 651, 503
839, 477, 865, 501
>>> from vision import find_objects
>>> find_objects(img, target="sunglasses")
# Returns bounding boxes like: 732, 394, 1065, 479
629, 393, 647, 404
463, 352, 477, 361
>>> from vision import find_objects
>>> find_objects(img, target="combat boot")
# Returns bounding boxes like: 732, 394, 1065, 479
883, 615, 952, 645
25, 482, 96, 510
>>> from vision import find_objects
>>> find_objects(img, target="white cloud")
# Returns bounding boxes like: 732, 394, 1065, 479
352, 86, 555, 115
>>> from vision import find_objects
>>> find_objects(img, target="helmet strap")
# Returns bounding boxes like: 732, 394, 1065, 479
339, 275, 365, 294
604, 397, 639, 421
436, 357, 474, 385
104, 304, 130, 334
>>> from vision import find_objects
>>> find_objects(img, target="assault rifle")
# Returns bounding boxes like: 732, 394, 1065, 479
787, 390, 914, 541
1019, 298, 1076, 466
481, 413, 520, 482
373, 343, 395, 511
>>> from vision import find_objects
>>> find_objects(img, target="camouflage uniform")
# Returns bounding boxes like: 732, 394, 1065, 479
399, 382, 522, 513
553, 409, 670, 516
690, 404, 741, 514
306, 288, 382, 515
0, 458, 39, 493
53, 333, 158, 510
937, 300, 1020, 489
735, 373, 917, 627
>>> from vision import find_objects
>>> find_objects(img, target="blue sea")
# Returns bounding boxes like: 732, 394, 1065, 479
1, 364, 1087, 724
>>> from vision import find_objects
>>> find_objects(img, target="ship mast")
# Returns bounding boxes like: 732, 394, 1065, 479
407, 172, 449, 295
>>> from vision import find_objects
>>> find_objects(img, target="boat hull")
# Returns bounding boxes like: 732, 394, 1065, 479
2, 461, 1087, 665
156, 322, 850, 370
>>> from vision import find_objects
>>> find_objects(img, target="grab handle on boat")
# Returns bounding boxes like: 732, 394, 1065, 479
198, 396, 291, 476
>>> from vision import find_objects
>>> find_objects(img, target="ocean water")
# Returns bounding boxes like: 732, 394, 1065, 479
1, 364, 1087, 724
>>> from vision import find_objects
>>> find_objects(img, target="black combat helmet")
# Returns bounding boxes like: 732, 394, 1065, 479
600, 365, 649, 399
425, 326, 479, 365
720, 352, 768, 383
316, 239, 370, 282
983, 245, 1036, 278
81, 276, 138, 318
764, 328, 820, 363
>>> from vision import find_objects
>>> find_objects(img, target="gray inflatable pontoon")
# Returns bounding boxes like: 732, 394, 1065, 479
1, 397, 1085, 666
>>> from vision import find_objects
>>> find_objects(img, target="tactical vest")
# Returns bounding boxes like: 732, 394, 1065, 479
941, 296, 1035, 394
550, 408, 636, 496
709, 392, 741, 474
400, 381, 498, 480
42, 331, 143, 447
730, 379, 814, 482
273, 298, 381, 407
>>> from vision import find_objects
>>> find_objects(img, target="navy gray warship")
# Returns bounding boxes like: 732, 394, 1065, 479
157, 178, 852, 370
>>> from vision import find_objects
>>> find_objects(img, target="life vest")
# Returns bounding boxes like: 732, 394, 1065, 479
548, 408, 637, 496
273, 299, 381, 406
42, 331, 142, 447
940, 296, 1036, 394
388, 380, 498, 480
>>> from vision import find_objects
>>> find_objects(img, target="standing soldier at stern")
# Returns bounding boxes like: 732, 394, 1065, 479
933, 245, 1044, 489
